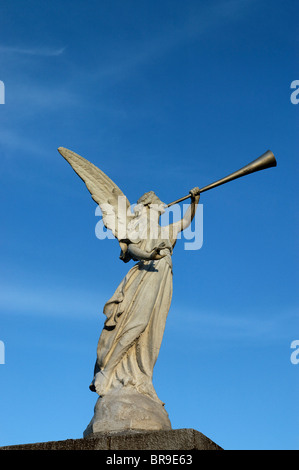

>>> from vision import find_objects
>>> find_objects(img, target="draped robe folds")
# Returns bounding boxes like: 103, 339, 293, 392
91, 230, 174, 404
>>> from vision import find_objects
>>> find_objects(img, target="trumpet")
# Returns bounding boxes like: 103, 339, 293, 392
167, 150, 277, 207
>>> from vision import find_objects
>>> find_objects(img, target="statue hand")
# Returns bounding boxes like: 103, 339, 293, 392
150, 243, 167, 260
189, 187, 200, 198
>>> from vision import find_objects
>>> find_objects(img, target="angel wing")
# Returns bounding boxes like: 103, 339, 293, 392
58, 147, 134, 244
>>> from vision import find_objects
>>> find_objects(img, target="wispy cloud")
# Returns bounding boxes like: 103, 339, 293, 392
168, 307, 298, 343
0, 127, 51, 159
0, 45, 66, 57
0, 82, 78, 158
91, 0, 255, 83
0, 281, 105, 319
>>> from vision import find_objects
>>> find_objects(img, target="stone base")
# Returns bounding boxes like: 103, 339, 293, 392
84, 389, 171, 437
0, 429, 223, 450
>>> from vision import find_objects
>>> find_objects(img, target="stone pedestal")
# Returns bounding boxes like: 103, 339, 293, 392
0, 429, 223, 450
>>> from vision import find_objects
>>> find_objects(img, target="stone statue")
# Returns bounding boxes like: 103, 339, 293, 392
58, 147, 200, 435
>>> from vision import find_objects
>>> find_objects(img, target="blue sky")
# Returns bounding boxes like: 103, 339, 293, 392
0, 0, 298, 450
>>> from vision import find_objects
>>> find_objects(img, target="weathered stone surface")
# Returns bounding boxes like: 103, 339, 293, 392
0, 429, 223, 450
84, 388, 171, 437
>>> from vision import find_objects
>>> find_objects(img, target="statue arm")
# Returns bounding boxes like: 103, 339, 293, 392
169, 188, 200, 237
128, 243, 166, 261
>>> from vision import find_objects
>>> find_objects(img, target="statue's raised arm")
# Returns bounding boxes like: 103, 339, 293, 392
165, 186, 200, 245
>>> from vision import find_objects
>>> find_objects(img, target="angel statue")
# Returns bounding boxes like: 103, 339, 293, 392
58, 147, 200, 436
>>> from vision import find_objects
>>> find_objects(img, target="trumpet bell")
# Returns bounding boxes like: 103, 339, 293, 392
199, 150, 277, 193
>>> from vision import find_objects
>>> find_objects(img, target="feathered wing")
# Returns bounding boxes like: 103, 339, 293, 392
58, 147, 134, 241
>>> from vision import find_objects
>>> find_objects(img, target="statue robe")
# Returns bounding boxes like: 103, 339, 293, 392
92, 233, 174, 403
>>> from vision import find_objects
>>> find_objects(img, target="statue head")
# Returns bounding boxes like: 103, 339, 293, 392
137, 191, 166, 214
